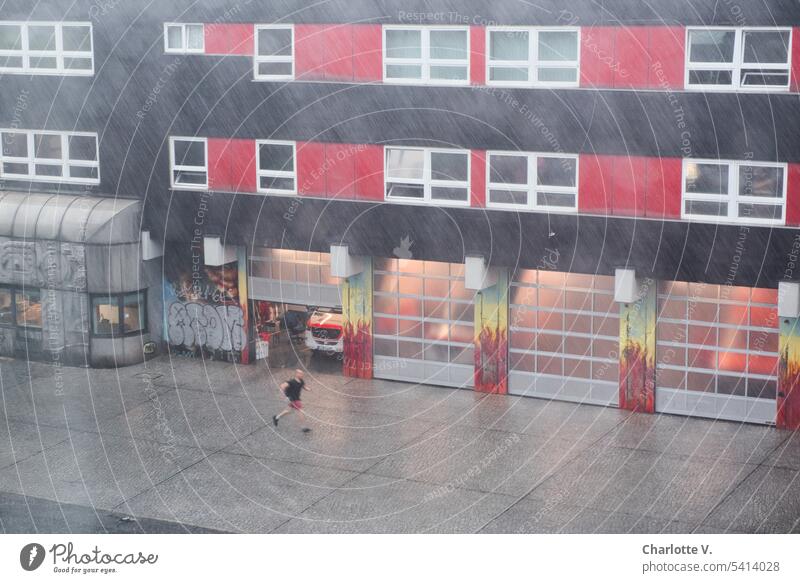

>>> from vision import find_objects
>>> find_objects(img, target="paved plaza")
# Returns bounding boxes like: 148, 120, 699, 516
1, 355, 799, 533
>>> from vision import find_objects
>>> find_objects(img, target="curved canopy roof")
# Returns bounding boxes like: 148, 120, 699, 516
0, 193, 141, 244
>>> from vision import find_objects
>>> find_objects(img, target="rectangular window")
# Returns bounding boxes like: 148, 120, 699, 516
682, 159, 786, 224
0, 130, 99, 184
487, 152, 578, 211
487, 27, 579, 87
385, 147, 470, 205
169, 137, 207, 189
15, 289, 41, 329
254, 25, 293, 80
0, 21, 93, 75
383, 26, 469, 84
91, 290, 147, 336
256, 140, 296, 194
164, 23, 204, 54
686, 27, 791, 90
0, 287, 13, 326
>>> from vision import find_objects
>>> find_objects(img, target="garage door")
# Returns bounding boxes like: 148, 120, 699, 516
249, 248, 340, 307
372, 258, 476, 388
509, 270, 619, 406
655, 282, 778, 424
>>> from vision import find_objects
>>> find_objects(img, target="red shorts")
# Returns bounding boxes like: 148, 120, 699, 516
289, 400, 303, 410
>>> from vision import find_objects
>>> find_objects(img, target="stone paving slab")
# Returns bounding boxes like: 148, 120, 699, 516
0, 418, 71, 471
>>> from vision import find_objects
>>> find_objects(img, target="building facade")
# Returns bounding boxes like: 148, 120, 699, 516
1, 0, 800, 428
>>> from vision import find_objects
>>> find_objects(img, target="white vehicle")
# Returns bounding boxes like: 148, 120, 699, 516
304, 307, 344, 354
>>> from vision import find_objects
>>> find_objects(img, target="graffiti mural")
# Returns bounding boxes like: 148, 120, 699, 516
0, 237, 86, 291
163, 245, 249, 362
619, 279, 656, 413
341, 258, 372, 378
778, 317, 800, 430
474, 270, 509, 394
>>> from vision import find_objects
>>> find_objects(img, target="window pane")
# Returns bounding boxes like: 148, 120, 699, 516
490, 66, 528, 81
386, 183, 424, 199
737, 203, 782, 221
431, 151, 468, 182
1, 133, 28, 157
536, 192, 576, 208
386, 29, 421, 59
28, 25, 56, 51
0, 24, 22, 50
173, 170, 207, 185
257, 28, 292, 56
68, 135, 97, 161
490, 155, 528, 185
538, 67, 578, 82
688, 30, 735, 63
62, 25, 91, 52
260, 176, 295, 191
740, 70, 789, 86
537, 157, 576, 187
386, 63, 421, 79
738, 165, 783, 198
259, 142, 293, 172
123, 292, 145, 333
63, 57, 93, 71
173, 140, 205, 166
16, 291, 42, 328
92, 296, 119, 335
69, 166, 99, 180
490, 30, 528, 60
29, 56, 57, 69
429, 30, 467, 60
34, 164, 62, 177
685, 163, 728, 194
429, 65, 467, 80
689, 69, 733, 85
685, 200, 727, 216
538, 31, 577, 61
166, 25, 183, 49
430, 186, 468, 202
34, 134, 62, 159
186, 24, 204, 50
257, 61, 292, 76
743, 30, 789, 64
489, 189, 528, 206
0, 56, 23, 68
0, 289, 12, 325
2, 162, 29, 175
386, 148, 423, 180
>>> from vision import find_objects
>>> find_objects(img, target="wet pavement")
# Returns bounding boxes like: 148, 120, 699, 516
1, 354, 798, 533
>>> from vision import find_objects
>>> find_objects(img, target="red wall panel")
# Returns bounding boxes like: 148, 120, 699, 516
296, 141, 327, 196
792, 28, 800, 92
204, 24, 253, 56
352, 25, 383, 82
644, 157, 682, 218
613, 156, 648, 215
324, 26, 354, 81
325, 143, 357, 198
470, 150, 487, 207
207, 138, 256, 192
578, 154, 614, 213
470, 26, 486, 86
787, 163, 800, 225
613, 27, 651, 89
295, 24, 326, 79
580, 27, 616, 88
354, 145, 384, 200
648, 27, 685, 89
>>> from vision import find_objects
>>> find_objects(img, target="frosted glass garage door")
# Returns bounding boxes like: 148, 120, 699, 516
655, 282, 778, 424
509, 271, 619, 406
373, 258, 476, 388
249, 248, 341, 307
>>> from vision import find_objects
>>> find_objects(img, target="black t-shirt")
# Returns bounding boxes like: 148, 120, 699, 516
284, 378, 304, 401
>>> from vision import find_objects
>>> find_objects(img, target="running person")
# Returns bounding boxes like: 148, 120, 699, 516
272, 369, 311, 432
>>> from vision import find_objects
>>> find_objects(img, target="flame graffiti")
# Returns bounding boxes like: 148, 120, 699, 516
343, 320, 373, 379
620, 338, 655, 412
474, 326, 508, 394
778, 335, 800, 430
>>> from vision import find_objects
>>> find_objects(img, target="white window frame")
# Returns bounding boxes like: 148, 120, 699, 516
681, 158, 787, 225
0, 21, 94, 75
486, 26, 580, 88
486, 151, 579, 212
169, 136, 208, 190
384, 146, 471, 206
256, 139, 297, 195
163, 23, 205, 54
382, 25, 470, 86
253, 24, 294, 81
0, 129, 100, 184
685, 26, 792, 92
